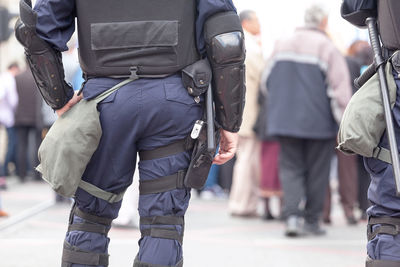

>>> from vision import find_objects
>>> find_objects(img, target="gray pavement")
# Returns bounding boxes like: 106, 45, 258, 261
0, 178, 366, 267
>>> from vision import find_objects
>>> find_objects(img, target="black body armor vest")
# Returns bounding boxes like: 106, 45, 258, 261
378, 0, 400, 50
75, 0, 200, 78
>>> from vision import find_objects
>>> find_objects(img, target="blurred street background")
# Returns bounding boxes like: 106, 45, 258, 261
0, 0, 372, 266
0, 176, 365, 267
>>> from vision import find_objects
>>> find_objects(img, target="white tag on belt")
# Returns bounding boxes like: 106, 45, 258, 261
191, 120, 204, 139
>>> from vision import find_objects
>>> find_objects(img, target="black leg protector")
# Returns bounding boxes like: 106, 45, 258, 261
134, 215, 185, 267
139, 215, 185, 244
62, 204, 113, 267
366, 257, 400, 267
133, 256, 183, 267
366, 217, 400, 267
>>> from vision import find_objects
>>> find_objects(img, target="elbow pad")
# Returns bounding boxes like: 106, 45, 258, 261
204, 11, 246, 132
15, 0, 73, 110
340, 0, 377, 27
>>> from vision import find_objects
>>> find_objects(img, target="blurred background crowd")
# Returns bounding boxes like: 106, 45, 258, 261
0, 0, 375, 238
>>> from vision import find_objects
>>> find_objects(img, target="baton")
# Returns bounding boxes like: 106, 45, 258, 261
366, 17, 400, 195
206, 84, 216, 152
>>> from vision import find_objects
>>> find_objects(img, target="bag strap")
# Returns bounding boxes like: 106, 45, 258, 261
78, 180, 126, 203
94, 78, 135, 104
372, 146, 392, 164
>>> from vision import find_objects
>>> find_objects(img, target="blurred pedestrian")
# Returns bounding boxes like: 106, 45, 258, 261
200, 164, 228, 200
0, 194, 8, 217
14, 64, 43, 182
264, 4, 351, 236
259, 142, 281, 220
0, 62, 20, 188
255, 71, 282, 221
348, 40, 373, 221
323, 40, 373, 225
228, 10, 264, 217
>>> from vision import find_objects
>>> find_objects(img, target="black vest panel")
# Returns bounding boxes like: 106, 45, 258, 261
378, 0, 400, 50
75, 0, 199, 78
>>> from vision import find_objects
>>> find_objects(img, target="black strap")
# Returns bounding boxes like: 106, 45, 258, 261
368, 216, 400, 241
62, 242, 109, 266
369, 216, 400, 225
141, 228, 183, 244
139, 139, 192, 161
74, 206, 113, 226
366, 257, 400, 267
140, 215, 184, 226
68, 223, 110, 235
133, 255, 183, 267
139, 170, 186, 195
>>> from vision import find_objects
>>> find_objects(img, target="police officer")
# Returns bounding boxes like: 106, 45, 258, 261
15, 0, 246, 266
342, 0, 400, 266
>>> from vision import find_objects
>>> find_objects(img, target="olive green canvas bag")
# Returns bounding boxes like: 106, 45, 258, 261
337, 60, 397, 163
36, 79, 133, 202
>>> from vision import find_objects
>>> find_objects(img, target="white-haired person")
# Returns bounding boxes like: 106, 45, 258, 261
262, 3, 351, 236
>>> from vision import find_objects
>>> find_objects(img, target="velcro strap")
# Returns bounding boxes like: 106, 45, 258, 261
139, 170, 186, 195
133, 255, 184, 267
366, 257, 400, 267
372, 147, 392, 164
369, 216, 400, 226
141, 228, 183, 244
68, 222, 110, 235
78, 180, 125, 203
74, 206, 113, 226
140, 215, 184, 226
368, 216, 400, 241
368, 225, 400, 241
139, 139, 191, 161
62, 242, 109, 266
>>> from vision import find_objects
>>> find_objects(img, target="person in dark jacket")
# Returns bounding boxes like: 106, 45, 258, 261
14, 66, 43, 182
264, 3, 352, 237
323, 41, 374, 225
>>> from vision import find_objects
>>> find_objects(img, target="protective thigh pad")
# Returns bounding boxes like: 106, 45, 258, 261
15, 0, 73, 109
204, 11, 245, 132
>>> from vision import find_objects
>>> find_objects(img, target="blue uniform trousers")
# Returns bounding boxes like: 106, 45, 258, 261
366, 71, 400, 262
64, 75, 202, 266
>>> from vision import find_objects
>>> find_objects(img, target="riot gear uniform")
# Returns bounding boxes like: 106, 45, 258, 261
342, 0, 400, 266
15, 0, 245, 266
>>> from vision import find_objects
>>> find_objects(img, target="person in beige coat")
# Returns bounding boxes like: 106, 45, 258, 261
228, 10, 264, 217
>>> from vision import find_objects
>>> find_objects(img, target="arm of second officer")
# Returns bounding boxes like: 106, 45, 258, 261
341, 0, 377, 27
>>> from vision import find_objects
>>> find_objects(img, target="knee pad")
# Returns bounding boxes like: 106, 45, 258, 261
62, 204, 113, 266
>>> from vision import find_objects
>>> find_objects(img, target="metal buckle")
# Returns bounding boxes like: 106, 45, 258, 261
129, 66, 139, 80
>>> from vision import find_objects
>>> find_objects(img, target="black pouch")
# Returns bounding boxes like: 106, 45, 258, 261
184, 120, 220, 189
181, 58, 212, 97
